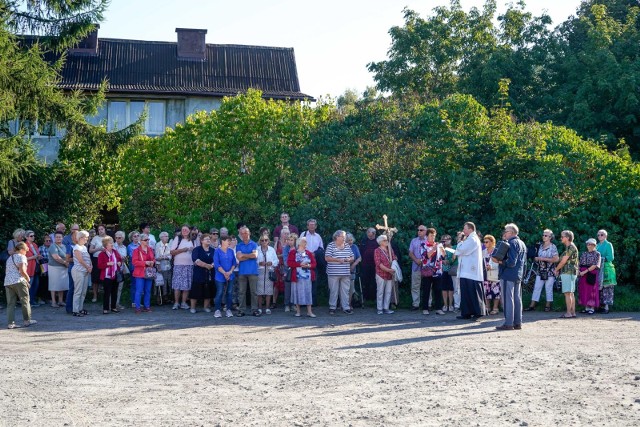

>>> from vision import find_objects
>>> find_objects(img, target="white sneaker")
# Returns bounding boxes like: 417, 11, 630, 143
377, 310, 383, 315
189, 308, 196, 314
214, 310, 222, 318
436, 309, 445, 315
257, 309, 262, 315
265, 309, 271, 315
172, 303, 179, 310
225, 309, 233, 318
180, 303, 190, 310
442, 306, 448, 312
204, 308, 212, 313
384, 310, 395, 314
422, 310, 429, 315
448, 305, 454, 312
23, 319, 37, 327
284, 306, 290, 312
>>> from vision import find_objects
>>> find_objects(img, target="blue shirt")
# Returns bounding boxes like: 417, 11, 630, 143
499, 236, 527, 282
214, 247, 237, 282
236, 239, 258, 275
127, 242, 140, 272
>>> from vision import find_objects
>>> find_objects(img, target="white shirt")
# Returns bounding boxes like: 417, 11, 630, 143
301, 230, 324, 252
454, 232, 484, 282
90, 235, 105, 258
256, 246, 278, 270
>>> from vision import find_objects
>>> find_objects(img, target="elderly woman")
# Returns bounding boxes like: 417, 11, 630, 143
256, 234, 278, 315
127, 231, 140, 308
483, 235, 501, 315
273, 227, 290, 309
89, 224, 108, 303
155, 231, 173, 305
4, 242, 37, 328
346, 233, 362, 310
113, 231, 128, 310
97, 236, 123, 314
48, 231, 69, 307
421, 228, 445, 315
287, 236, 317, 317
132, 233, 155, 313
189, 233, 215, 314
280, 233, 297, 312
554, 230, 579, 318
325, 230, 355, 315
7, 228, 25, 255
214, 235, 237, 318
577, 238, 601, 315
596, 230, 616, 314
170, 225, 195, 310
71, 230, 92, 317
441, 234, 455, 312
24, 230, 43, 307
526, 229, 559, 312
374, 234, 396, 315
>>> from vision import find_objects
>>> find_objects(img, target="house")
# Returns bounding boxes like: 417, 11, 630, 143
21, 27, 313, 161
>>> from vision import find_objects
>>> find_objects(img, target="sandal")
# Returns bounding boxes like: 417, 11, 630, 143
544, 307, 552, 312
73, 312, 84, 317
524, 307, 535, 312
111, 309, 120, 313
103, 310, 110, 314
489, 309, 499, 315
80, 310, 88, 315
559, 314, 573, 319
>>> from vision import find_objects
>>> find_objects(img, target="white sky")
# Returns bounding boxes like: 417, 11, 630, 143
98, 0, 583, 99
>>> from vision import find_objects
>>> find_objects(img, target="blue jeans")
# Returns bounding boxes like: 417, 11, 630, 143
215, 280, 234, 311
28, 274, 40, 303
65, 265, 75, 313
134, 277, 152, 309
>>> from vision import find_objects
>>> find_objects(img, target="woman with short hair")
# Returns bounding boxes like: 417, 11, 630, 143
273, 227, 290, 309
89, 224, 108, 303
287, 236, 316, 317
71, 230, 92, 317
374, 234, 396, 315
346, 233, 362, 310
98, 236, 123, 314
170, 225, 195, 310
127, 231, 140, 308
596, 230, 616, 314
526, 229, 559, 312
48, 231, 69, 307
577, 239, 601, 315
554, 230, 579, 318
24, 230, 43, 307
155, 231, 172, 305
213, 235, 237, 318
482, 235, 500, 315
132, 233, 155, 313
190, 233, 215, 314
4, 242, 37, 328
256, 234, 278, 314
113, 231, 128, 310
325, 230, 355, 315
7, 228, 25, 255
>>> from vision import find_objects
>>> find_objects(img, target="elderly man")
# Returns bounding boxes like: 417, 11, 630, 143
495, 223, 528, 330
408, 225, 428, 310
454, 222, 486, 321
236, 226, 260, 317
49, 222, 66, 243
300, 219, 324, 306
325, 230, 355, 315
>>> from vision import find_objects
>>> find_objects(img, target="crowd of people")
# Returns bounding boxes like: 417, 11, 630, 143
2, 213, 618, 330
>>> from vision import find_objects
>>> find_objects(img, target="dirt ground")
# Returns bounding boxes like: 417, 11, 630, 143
1, 303, 640, 427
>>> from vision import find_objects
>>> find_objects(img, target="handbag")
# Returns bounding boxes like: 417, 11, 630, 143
449, 263, 458, 277
268, 269, 277, 282
155, 271, 165, 286
139, 249, 156, 279
116, 268, 124, 283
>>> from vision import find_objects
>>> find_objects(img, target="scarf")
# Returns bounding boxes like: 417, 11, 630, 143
105, 249, 117, 279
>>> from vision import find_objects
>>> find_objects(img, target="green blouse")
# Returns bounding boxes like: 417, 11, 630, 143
596, 240, 614, 263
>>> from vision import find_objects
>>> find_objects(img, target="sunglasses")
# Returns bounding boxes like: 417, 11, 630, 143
259, 239, 269, 242
597, 233, 605, 236
141, 239, 149, 242
212, 233, 219, 235
543, 234, 551, 237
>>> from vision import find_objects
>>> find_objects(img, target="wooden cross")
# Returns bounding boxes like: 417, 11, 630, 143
375, 214, 398, 238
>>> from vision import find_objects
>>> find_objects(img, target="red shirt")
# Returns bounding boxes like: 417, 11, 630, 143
98, 250, 123, 281
374, 246, 396, 280
25, 242, 39, 277
132, 246, 155, 279
286, 249, 317, 282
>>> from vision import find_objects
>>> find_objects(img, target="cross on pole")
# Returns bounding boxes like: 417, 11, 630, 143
375, 214, 398, 238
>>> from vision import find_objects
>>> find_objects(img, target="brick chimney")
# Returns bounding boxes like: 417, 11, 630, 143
69, 25, 99, 56
175, 28, 207, 61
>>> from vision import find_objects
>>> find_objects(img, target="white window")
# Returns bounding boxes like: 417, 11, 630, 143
101, 100, 166, 134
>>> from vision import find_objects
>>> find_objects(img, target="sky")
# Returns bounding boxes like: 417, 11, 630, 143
98, 0, 583, 99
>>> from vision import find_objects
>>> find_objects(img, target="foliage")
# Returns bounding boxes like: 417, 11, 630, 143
118, 89, 333, 233
368, 0, 640, 156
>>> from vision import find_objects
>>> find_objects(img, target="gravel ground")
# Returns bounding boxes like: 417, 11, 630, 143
1, 303, 640, 427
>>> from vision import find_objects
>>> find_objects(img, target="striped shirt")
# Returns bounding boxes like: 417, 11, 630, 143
325, 242, 354, 276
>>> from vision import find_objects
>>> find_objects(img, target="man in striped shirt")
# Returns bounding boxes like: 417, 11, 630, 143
325, 230, 355, 314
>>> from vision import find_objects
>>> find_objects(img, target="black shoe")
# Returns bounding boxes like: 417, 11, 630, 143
235, 311, 245, 317
456, 315, 470, 320
411, 306, 419, 311
343, 309, 353, 315
513, 324, 522, 330
252, 310, 261, 317
524, 306, 535, 311
329, 309, 336, 315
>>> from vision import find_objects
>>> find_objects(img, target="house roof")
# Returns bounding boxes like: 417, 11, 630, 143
37, 37, 314, 101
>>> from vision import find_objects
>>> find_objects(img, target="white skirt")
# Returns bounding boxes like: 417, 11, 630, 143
48, 265, 69, 291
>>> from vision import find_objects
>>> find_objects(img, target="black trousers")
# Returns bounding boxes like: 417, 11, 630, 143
103, 278, 118, 310
421, 275, 444, 310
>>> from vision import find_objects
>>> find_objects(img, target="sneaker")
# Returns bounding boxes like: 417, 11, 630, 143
307, 313, 316, 318
329, 309, 336, 315
172, 303, 179, 310
422, 310, 430, 315
384, 310, 395, 314
265, 309, 271, 315
142, 307, 152, 313
284, 306, 290, 312
448, 305, 454, 312
204, 308, 212, 313
235, 311, 245, 317
7, 323, 19, 329
214, 310, 222, 318
343, 309, 353, 315
252, 310, 261, 317
189, 308, 196, 314
436, 309, 445, 315
295, 312, 301, 317
442, 306, 448, 312
257, 309, 263, 315
377, 310, 383, 315
180, 303, 190, 310
225, 309, 233, 318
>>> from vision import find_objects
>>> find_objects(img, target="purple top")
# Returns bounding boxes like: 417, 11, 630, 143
409, 236, 428, 272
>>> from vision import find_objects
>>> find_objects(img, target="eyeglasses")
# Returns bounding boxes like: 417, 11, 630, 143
417, 229, 426, 232
597, 233, 605, 236
141, 239, 149, 242
260, 239, 269, 242
28, 235, 34, 238
212, 233, 219, 235
543, 234, 551, 237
